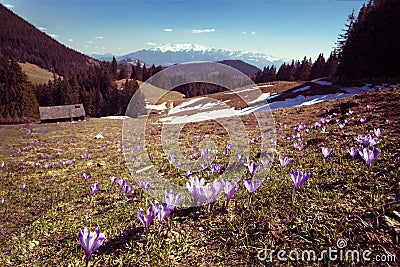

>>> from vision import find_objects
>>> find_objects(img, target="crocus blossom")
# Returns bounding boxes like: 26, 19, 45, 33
243, 178, 263, 195
223, 181, 239, 204
358, 147, 381, 168
374, 128, 383, 137
89, 183, 100, 195
279, 156, 293, 169
79, 226, 105, 264
137, 179, 152, 190
153, 202, 172, 224
321, 147, 334, 159
290, 169, 311, 194
346, 147, 360, 160
136, 204, 158, 231
245, 160, 260, 177
355, 134, 380, 147
164, 190, 184, 210
186, 176, 205, 204
1, 162, 5, 168
83, 173, 90, 182
110, 176, 119, 184
293, 142, 304, 151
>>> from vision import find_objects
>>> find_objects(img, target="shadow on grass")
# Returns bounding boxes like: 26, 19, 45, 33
98, 226, 145, 256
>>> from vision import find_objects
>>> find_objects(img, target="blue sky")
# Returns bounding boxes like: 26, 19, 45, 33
2, 0, 368, 61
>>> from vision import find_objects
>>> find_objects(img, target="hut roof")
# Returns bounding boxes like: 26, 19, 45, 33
39, 104, 85, 121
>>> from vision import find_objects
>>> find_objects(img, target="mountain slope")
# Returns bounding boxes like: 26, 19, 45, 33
118, 44, 284, 69
0, 4, 97, 75
217, 60, 260, 76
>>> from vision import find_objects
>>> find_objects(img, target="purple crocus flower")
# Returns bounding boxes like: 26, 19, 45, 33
122, 184, 134, 196
223, 181, 239, 204
153, 202, 173, 224
358, 147, 381, 168
110, 176, 119, 185
164, 190, 184, 210
245, 160, 260, 178
2, 198, 6, 204
355, 134, 380, 147
293, 142, 304, 151
136, 204, 159, 231
243, 178, 263, 195
1, 162, 5, 168
79, 227, 105, 264
34, 162, 41, 168
118, 179, 127, 189
22, 183, 27, 189
290, 170, 311, 195
83, 173, 91, 182
186, 176, 205, 205
20, 165, 26, 170
374, 128, 383, 137
89, 183, 100, 195
321, 147, 334, 159
279, 156, 293, 169
137, 180, 152, 190
210, 163, 224, 174
227, 143, 233, 150
346, 147, 361, 160
360, 117, 367, 123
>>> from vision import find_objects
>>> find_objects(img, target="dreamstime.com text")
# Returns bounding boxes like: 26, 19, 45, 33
257, 239, 396, 264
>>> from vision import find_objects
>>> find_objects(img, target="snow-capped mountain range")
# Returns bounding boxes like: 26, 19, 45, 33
91, 44, 285, 69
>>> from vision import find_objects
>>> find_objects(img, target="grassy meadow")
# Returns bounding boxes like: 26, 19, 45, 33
0, 87, 399, 266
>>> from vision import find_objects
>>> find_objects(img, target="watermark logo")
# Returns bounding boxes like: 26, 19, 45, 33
122, 62, 276, 207
257, 239, 396, 263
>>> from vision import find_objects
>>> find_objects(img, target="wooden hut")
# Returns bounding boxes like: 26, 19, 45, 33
39, 104, 86, 123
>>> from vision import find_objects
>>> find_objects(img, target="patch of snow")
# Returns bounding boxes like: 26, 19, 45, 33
146, 102, 167, 111
100, 116, 129, 120
292, 86, 310, 93
248, 93, 271, 104
314, 80, 333, 86
160, 107, 238, 124
158, 85, 387, 125
168, 97, 206, 115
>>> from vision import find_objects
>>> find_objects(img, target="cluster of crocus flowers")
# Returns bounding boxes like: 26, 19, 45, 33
110, 177, 135, 196
355, 134, 380, 147
79, 226, 105, 264
137, 179, 152, 190
186, 176, 239, 208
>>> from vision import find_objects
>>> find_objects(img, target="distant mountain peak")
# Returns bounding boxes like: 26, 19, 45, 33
150, 43, 212, 53
119, 43, 285, 69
